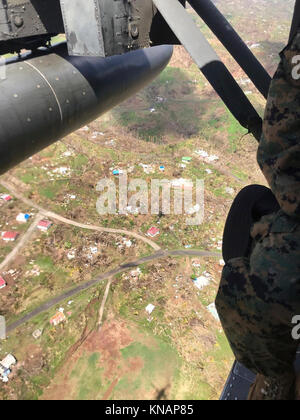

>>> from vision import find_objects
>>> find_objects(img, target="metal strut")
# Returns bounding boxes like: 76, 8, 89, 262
152, 0, 263, 141
188, 0, 271, 99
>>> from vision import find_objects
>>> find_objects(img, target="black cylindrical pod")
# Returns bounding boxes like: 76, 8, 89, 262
0, 43, 173, 175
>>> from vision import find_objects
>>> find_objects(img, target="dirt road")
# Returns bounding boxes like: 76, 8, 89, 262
0, 212, 43, 271
0, 179, 161, 251
1, 178, 221, 334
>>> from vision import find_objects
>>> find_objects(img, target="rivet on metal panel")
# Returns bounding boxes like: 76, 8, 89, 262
13, 16, 24, 28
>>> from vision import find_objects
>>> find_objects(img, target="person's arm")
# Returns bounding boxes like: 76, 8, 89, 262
257, 31, 300, 219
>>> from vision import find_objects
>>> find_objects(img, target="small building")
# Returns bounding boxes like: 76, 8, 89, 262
0, 354, 16, 383
0, 276, 6, 290
32, 329, 43, 340
0, 194, 12, 202
1, 232, 19, 242
50, 311, 66, 327
193, 276, 210, 291
146, 304, 155, 315
112, 169, 125, 176
37, 220, 53, 232
16, 213, 30, 223
147, 227, 160, 238
182, 157, 192, 163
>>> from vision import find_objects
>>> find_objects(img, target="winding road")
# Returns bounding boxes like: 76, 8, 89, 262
0, 178, 221, 334
0, 179, 161, 251
0, 212, 43, 271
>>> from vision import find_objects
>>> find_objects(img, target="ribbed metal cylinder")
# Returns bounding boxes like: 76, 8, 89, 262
0, 43, 173, 174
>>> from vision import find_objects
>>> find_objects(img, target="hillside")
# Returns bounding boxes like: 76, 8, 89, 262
0, 0, 294, 400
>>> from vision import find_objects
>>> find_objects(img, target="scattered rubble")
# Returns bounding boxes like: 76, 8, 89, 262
249, 43, 261, 49
195, 150, 219, 162
65, 194, 77, 202
50, 310, 66, 327
187, 204, 201, 215
145, 304, 155, 315
105, 139, 115, 147
193, 276, 210, 290
32, 329, 43, 340
155, 96, 166, 103
192, 259, 201, 268
225, 187, 235, 196
125, 205, 139, 215
52, 167, 71, 176
206, 303, 220, 322
140, 164, 155, 174
25, 266, 41, 278
67, 250, 76, 260
182, 157, 192, 164
0, 354, 17, 383
91, 131, 104, 139
131, 268, 141, 279
61, 150, 73, 157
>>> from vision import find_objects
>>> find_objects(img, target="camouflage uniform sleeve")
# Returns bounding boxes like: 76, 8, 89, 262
257, 31, 300, 219
215, 247, 300, 378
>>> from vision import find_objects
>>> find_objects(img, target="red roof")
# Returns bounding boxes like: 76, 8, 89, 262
2, 232, 19, 240
38, 220, 52, 228
3, 195, 12, 202
147, 227, 160, 236
50, 312, 66, 325
0, 276, 6, 288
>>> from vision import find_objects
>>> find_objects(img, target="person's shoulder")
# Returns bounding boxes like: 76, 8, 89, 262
251, 212, 277, 241
270, 210, 300, 234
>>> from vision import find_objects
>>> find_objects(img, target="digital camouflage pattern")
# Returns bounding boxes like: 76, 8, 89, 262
258, 30, 300, 218
216, 31, 300, 381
